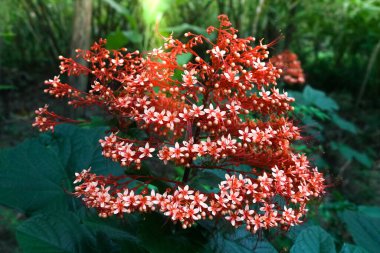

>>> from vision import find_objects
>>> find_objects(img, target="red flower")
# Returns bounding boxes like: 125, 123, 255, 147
34, 15, 325, 233
270, 50, 306, 85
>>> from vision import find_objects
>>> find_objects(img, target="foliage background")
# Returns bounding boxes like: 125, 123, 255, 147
0, 0, 379, 252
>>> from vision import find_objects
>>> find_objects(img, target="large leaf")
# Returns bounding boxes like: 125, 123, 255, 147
340, 244, 369, 253
47, 124, 124, 178
106, 30, 142, 49
82, 211, 140, 242
16, 212, 96, 253
331, 114, 358, 134
82, 213, 147, 253
0, 139, 70, 213
204, 225, 278, 253
0, 124, 124, 214
302, 85, 339, 112
290, 226, 336, 253
330, 142, 373, 168
137, 213, 207, 253
357, 206, 380, 218
340, 210, 380, 253
17, 211, 144, 253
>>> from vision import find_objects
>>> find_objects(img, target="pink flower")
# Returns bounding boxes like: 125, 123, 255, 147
138, 142, 155, 158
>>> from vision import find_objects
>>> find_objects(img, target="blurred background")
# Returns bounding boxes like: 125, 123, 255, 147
0, 0, 379, 252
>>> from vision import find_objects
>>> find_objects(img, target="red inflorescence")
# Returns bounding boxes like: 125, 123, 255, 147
34, 15, 325, 233
270, 50, 305, 85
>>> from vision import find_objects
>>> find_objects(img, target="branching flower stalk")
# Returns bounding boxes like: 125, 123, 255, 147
33, 15, 325, 233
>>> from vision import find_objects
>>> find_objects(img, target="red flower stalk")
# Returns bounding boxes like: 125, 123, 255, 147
34, 15, 325, 233
270, 50, 305, 85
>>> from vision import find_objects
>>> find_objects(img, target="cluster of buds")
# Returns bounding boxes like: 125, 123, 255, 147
32, 104, 81, 131
270, 50, 305, 85
34, 15, 324, 233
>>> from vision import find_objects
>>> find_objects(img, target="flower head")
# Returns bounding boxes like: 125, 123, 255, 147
34, 15, 324, 233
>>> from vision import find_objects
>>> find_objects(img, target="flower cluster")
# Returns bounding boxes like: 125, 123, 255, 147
74, 153, 324, 232
270, 50, 305, 85
34, 15, 325, 233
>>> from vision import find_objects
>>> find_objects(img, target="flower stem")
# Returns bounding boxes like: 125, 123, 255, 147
182, 167, 191, 183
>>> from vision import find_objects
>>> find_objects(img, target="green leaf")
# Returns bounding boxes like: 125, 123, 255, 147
0, 125, 124, 214
106, 30, 142, 49
330, 142, 373, 168
303, 85, 339, 112
47, 124, 124, 179
82, 213, 147, 253
123, 30, 143, 44
290, 226, 336, 253
176, 52, 193, 65
106, 31, 128, 49
17, 211, 144, 253
352, 152, 373, 168
286, 223, 311, 241
0, 139, 70, 214
165, 24, 207, 35
190, 169, 225, 193
204, 225, 278, 253
137, 213, 207, 253
331, 114, 358, 134
340, 210, 380, 253
16, 212, 96, 253
102, 0, 129, 14
340, 243, 369, 253
357, 206, 380, 218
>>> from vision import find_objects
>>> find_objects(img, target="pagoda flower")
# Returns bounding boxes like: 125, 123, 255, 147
34, 15, 325, 233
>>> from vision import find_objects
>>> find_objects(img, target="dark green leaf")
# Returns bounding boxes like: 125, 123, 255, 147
204, 225, 278, 253
340, 243, 369, 253
303, 85, 339, 112
290, 226, 336, 253
340, 210, 380, 253
48, 124, 124, 180
330, 142, 372, 168
190, 169, 225, 193
16, 212, 96, 253
82, 213, 147, 253
106, 30, 129, 49
331, 114, 358, 134
137, 213, 207, 253
0, 125, 124, 214
0, 139, 70, 213
357, 206, 380, 218
106, 30, 142, 49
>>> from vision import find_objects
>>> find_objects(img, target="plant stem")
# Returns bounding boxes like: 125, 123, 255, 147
182, 167, 191, 183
